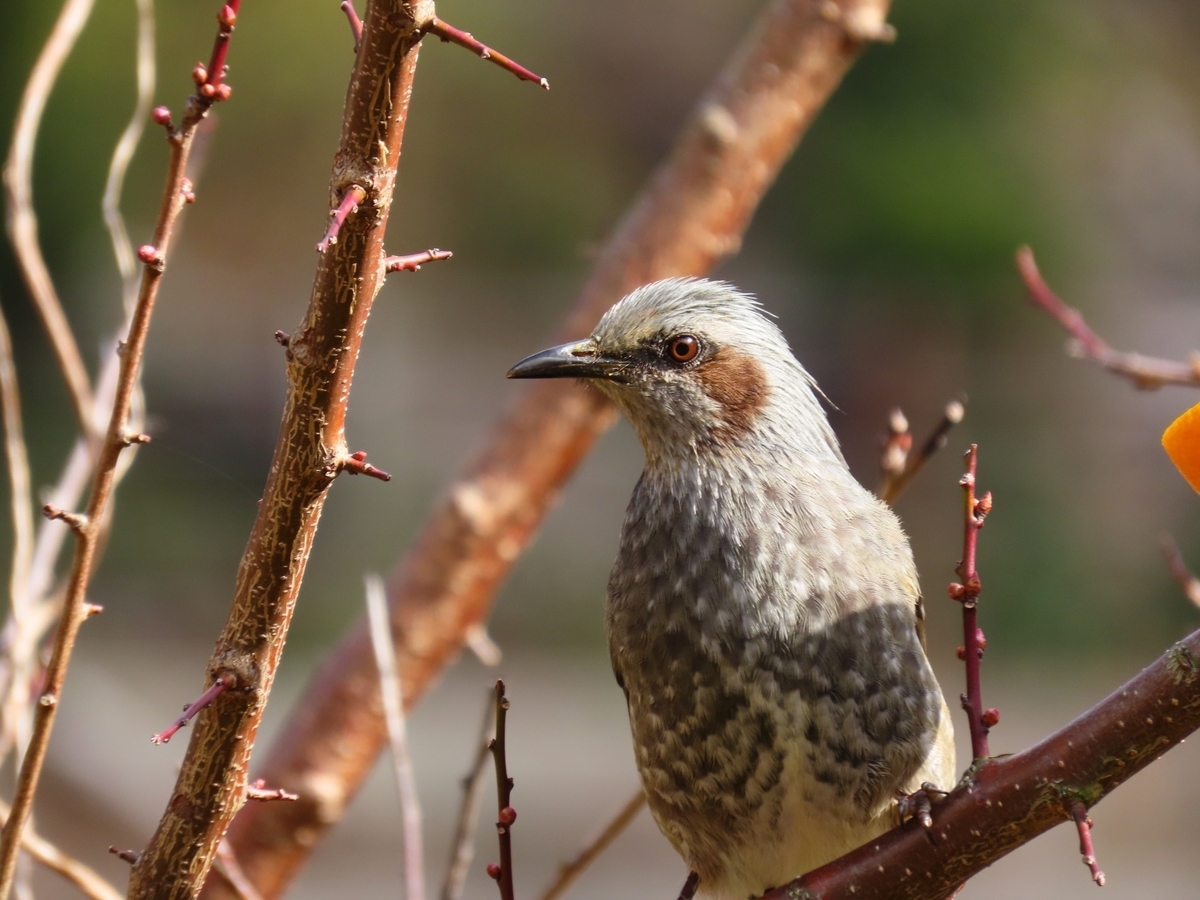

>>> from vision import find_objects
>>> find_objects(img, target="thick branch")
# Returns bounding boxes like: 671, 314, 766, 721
128, 2, 433, 898
1018, 246, 1200, 390
211, 3, 895, 897
761, 626, 1200, 899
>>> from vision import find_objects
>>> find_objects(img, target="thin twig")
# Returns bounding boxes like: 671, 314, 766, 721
384, 248, 453, 273
879, 398, 966, 505
3, 0, 97, 434
1069, 801, 1105, 887
488, 681, 515, 900
102, 0, 157, 307
536, 789, 646, 900
152, 674, 238, 745
441, 690, 497, 900
316, 185, 366, 252
1160, 533, 1200, 610
0, 798, 122, 900
1018, 246, 1200, 390
0, 302, 33, 692
423, 18, 548, 89
245, 780, 297, 802
213, 841, 265, 900
0, 3, 238, 893
949, 445, 994, 761
340, 1, 362, 52
366, 573, 425, 900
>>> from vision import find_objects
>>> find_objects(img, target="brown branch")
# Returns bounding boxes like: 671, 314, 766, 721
244, 780, 298, 802
676, 872, 699, 900
950, 445, 993, 761
384, 248, 453, 273
423, 18, 548, 89
761, 626, 1200, 900
878, 398, 965, 505
536, 789, 645, 900
3, 0, 97, 435
1018, 246, 1200, 390
213, 842, 265, 900
487, 681, 515, 900
0, 4, 238, 895
128, 2, 433, 897
211, 3, 897, 897
440, 690, 496, 900
1160, 533, 1200, 610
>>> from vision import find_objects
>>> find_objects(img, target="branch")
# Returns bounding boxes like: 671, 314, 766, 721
215, 4, 897, 895
365, 573, 424, 900
761, 625, 1200, 899
0, 3, 236, 895
0, 798, 122, 900
1161, 533, 1200, 610
423, 18, 548, 89
440, 690, 496, 900
1018, 246, 1200, 390
129, 2, 436, 897
3, 0, 97, 434
486, 682, 515, 900
950, 445, 994, 761
878, 398, 965, 505
536, 789, 645, 900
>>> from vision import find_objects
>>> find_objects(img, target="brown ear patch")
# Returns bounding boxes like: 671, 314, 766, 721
696, 347, 769, 440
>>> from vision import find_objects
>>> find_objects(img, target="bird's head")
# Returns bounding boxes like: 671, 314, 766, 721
508, 278, 840, 466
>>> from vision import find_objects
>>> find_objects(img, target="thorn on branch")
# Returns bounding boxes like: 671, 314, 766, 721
246, 779, 298, 802
1160, 533, 1200, 610
1070, 801, 1106, 887
85, 603, 104, 617
341, 450, 391, 481
151, 672, 237, 744
384, 248, 453, 274
108, 847, 138, 865
423, 18, 549, 89
1018, 245, 1200, 390
317, 186, 367, 252
41, 505, 88, 535
677, 871, 700, 900
340, 1, 362, 53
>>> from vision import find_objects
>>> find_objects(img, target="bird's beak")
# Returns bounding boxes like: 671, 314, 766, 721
506, 339, 626, 381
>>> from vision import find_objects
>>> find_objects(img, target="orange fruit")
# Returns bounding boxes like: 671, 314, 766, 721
1163, 401, 1200, 494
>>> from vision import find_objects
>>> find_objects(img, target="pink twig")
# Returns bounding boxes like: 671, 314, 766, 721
316, 185, 366, 252
196, 2, 241, 99
1018, 246, 1200, 390
423, 18, 549, 89
340, 1, 362, 52
245, 779, 298, 802
950, 445, 994, 760
384, 248, 453, 273
151, 672, 237, 744
1070, 801, 1106, 887
341, 450, 391, 482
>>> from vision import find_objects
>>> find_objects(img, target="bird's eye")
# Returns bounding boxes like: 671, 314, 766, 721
667, 335, 700, 363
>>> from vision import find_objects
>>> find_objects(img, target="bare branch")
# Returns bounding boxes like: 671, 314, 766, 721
213, 842, 265, 900
440, 691, 496, 900
1160, 533, 1200, 610
536, 789, 645, 900
487, 682, 515, 900
151, 673, 238, 745
0, 798, 122, 900
1018, 246, 1200, 390
878, 398, 965, 505
0, 301, 34, 679
218, 4, 899, 894
1069, 800, 1105, 887
0, 1, 242, 893
423, 18, 548, 89
384, 248, 453, 273
340, 1, 363, 53
366, 573, 424, 900
3, 0, 97, 434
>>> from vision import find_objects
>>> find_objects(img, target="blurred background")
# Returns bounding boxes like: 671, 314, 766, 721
4, 0, 1200, 897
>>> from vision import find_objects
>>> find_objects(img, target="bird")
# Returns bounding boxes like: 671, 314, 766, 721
507, 278, 955, 900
